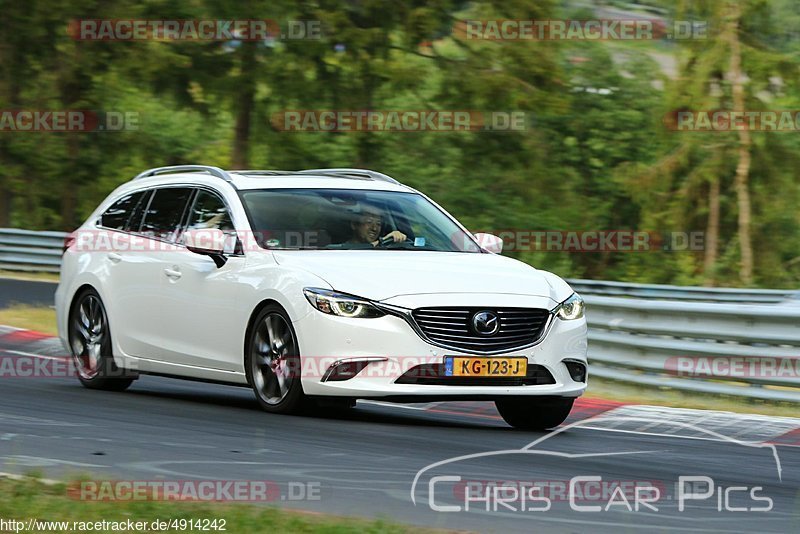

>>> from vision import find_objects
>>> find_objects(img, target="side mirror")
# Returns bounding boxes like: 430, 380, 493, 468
473, 233, 503, 254
184, 229, 228, 267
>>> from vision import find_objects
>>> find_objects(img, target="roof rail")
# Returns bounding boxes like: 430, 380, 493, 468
229, 170, 298, 176
296, 168, 401, 185
134, 165, 233, 183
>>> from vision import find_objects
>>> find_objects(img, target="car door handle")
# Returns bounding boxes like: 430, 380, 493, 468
107, 253, 122, 264
164, 267, 182, 280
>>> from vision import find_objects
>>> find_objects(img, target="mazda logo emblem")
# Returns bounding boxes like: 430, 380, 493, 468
472, 311, 499, 336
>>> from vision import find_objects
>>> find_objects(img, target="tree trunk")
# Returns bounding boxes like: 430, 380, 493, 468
232, 42, 257, 169
703, 174, 720, 286
355, 59, 377, 167
60, 137, 79, 230
0, 137, 12, 227
0, 28, 23, 229
728, 3, 754, 285
0, 182, 10, 227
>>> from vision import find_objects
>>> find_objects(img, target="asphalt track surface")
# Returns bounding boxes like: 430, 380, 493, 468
0, 280, 798, 532
0, 277, 57, 308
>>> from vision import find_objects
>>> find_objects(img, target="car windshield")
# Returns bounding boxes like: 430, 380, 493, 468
240, 188, 482, 252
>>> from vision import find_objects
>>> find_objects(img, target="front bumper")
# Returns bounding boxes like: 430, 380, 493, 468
293, 303, 588, 399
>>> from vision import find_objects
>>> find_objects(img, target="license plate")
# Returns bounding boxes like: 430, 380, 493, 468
444, 357, 527, 377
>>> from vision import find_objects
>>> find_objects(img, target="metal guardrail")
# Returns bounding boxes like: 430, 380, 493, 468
567, 279, 796, 303
0, 228, 66, 273
0, 228, 798, 401
584, 295, 800, 402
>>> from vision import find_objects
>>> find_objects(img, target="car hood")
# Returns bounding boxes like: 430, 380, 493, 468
270, 250, 571, 303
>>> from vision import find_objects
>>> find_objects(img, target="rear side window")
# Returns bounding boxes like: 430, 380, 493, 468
140, 188, 193, 242
126, 189, 153, 233
100, 191, 147, 231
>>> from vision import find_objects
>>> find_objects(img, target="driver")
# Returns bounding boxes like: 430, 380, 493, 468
347, 202, 406, 247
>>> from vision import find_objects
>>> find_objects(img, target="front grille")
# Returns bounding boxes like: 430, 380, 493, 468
410, 307, 551, 353
395, 363, 555, 386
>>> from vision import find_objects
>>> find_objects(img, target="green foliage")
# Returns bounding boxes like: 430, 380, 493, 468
0, 0, 797, 288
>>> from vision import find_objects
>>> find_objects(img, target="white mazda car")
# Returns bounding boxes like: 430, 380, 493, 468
55, 166, 588, 429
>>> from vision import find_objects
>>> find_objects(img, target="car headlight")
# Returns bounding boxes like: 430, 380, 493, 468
556, 293, 585, 320
303, 288, 386, 318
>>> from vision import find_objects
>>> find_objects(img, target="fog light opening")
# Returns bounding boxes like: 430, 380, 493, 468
563, 360, 587, 383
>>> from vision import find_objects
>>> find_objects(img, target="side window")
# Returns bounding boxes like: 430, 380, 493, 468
186, 190, 234, 232
140, 187, 193, 242
185, 189, 240, 254
100, 191, 147, 231
126, 189, 153, 233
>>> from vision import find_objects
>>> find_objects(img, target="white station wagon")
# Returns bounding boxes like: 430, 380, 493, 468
55, 165, 588, 429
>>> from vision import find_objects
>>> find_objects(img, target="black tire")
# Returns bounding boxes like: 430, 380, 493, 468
495, 397, 575, 430
68, 288, 134, 392
245, 304, 308, 414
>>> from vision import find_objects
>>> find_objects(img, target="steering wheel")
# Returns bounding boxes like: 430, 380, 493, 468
377, 235, 416, 248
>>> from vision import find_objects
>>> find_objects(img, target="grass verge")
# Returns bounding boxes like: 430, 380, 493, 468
0, 270, 59, 283
0, 475, 432, 534
0, 304, 57, 336
586, 377, 799, 418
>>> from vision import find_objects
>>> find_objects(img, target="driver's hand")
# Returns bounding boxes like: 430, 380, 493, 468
372, 230, 407, 247
383, 230, 407, 243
